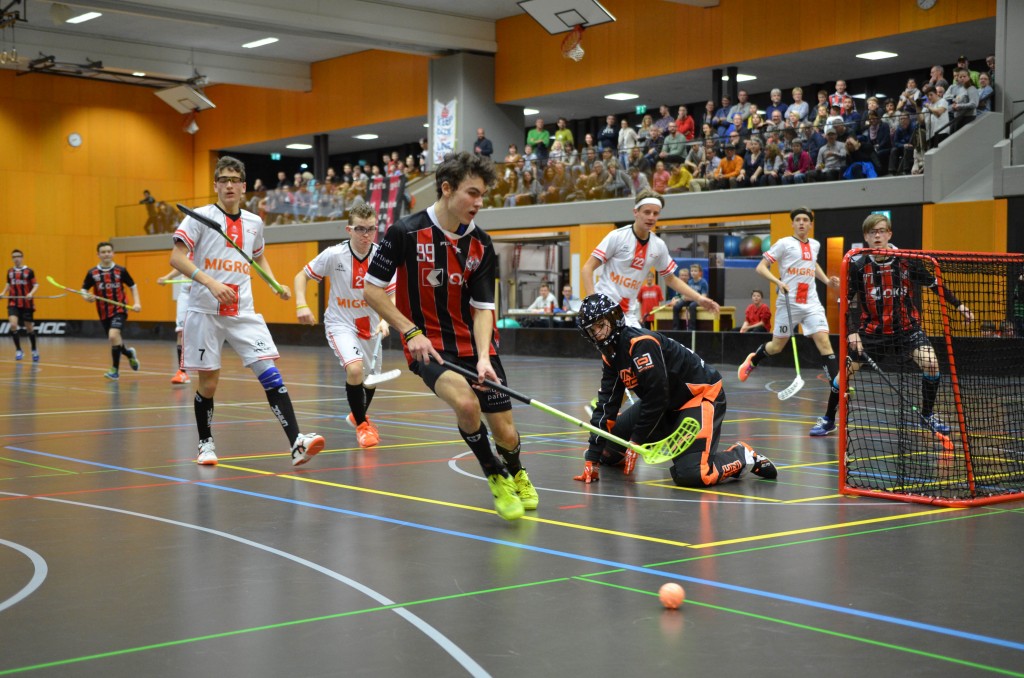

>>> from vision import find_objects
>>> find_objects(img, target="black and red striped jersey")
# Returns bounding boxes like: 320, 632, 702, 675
82, 265, 135, 320
588, 326, 721, 448
846, 250, 961, 335
365, 206, 497, 360
5, 267, 37, 310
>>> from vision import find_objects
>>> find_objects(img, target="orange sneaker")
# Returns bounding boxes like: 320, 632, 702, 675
573, 461, 600, 483
355, 421, 379, 448
346, 412, 378, 434
737, 352, 757, 382
171, 370, 191, 384
622, 449, 638, 476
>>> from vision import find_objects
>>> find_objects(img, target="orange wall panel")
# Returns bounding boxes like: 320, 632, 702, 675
922, 200, 1007, 253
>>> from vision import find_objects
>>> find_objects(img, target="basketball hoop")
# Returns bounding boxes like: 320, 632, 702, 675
560, 25, 585, 62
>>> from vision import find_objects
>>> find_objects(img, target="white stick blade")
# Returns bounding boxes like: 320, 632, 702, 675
777, 375, 805, 401
364, 369, 401, 387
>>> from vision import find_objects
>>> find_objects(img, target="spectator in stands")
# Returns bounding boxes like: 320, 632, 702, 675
474, 128, 493, 158
842, 97, 862, 134
946, 67, 978, 132
616, 118, 639, 169
586, 161, 614, 200
713, 95, 732, 138
676, 105, 695, 140
888, 112, 913, 175
527, 118, 550, 160
580, 132, 598, 157
643, 126, 664, 166
977, 72, 993, 114
765, 88, 788, 122
927, 64, 948, 91
666, 162, 696, 194
140, 190, 159, 234
789, 87, 809, 122
540, 162, 571, 204
639, 274, 664, 330
701, 100, 716, 130
808, 127, 846, 182
881, 99, 900, 133
627, 165, 651, 197
922, 87, 950, 148
651, 160, 671, 194
504, 144, 521, 165
828, 116, 851, 143
898, 79, 922, 113
910, 126, 929, 175
491, 166, 518, 208
690, 140, 720, 192
736, 138, 765, 188
782, 139, 812, 184
637, 114, 655, 143
813, 103, 830, 131
598, 115, 618, 152
748, 111, 766, 141
672, 264, 708, 331
712, 144, 743, 190
843, 136, 878, 179
510, 169, 540, 206
859, 110, 892, 174
786, 109, 803, 131
554, 117, 574, 148
627, 145, 651, 177
738, 290, 771, 332
798, 121, 825, 164
985, 54, 995, 82
829, 80, 848, 110
726, 130, 745, 159
765, 109, 785, 134
724, 113, 747, 142
654, 105, 674, 133
684, 138, 706, 175
605, 159, 631, 198
730, 90, 754, 124
661, 121, 687, 160
763, 144, 784, 185
957, 55, 980, 87
548, 139, 566, 165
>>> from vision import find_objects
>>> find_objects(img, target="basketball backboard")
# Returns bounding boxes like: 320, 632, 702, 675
517, 0, 616, 35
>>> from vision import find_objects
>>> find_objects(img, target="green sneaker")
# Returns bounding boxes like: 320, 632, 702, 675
513, 469, 539, 510
487, 473, 524, 521
126, 347, 140, 371
104, 370, 119, 380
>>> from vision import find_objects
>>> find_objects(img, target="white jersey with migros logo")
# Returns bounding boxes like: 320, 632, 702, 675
763, 235, 823, 309
173, 204, 263, 315
591, 225, 676, 318
303, 241, 397, 339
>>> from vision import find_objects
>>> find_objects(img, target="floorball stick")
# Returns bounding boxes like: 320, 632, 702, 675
176, 204, 285, 295
778, 291, 805, 400
158, 279, 192, 285
46, 276, 134, 310
442, 361, 700, 464
364, 369, 401, 387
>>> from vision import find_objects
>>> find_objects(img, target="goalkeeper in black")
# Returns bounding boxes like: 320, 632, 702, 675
845, 213, 974, 434
574, 293, 778, 487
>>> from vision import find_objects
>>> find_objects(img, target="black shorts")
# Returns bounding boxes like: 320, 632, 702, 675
409, 352, 512, 413
7, 306, 34, 323
855, 329, 932, 364
101, 314, 128, 332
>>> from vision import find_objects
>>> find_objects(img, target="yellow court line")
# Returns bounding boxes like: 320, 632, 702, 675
688, 506, 962, 549
782, 494, 846, 503
783, 460, 839, 469
643, 481, 785, 502
218, 463, 693, 548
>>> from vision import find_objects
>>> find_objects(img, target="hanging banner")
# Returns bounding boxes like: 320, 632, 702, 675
382, 174, 407, 231
368, 176, 388, 220
432, 98, 457, 164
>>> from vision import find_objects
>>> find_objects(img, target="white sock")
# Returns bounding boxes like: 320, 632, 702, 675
743, 444, 756, 466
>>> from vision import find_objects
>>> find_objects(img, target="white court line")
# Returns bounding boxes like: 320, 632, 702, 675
0, 538, 48, 614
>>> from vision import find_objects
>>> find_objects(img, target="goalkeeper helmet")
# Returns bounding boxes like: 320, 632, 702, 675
577, 293, 625, 357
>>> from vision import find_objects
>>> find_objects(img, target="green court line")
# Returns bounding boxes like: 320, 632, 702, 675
0, 457, 77, 474
576, 578, 1024, 678
0, 577, 570, 676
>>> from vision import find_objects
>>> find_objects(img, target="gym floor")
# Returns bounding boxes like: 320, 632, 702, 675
1, 339, 1022, 677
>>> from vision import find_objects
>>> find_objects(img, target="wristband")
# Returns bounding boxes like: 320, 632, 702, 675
190, 268, 202, 281
296, 305, 309, 310
403, 327, 424, 343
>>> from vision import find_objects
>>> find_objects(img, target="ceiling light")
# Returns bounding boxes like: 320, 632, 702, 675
132, 72, 146, 77
852, 93, 866, 99
243, 37, 279, 49
523, 108, 539, 115
856, 50, 898, 60
721, 74, 757, 82
354, 134, 379, 140
423, 123, 429, 127
285, 143, 312, 150
604, 93, 638, 101
66, 11, 102, 24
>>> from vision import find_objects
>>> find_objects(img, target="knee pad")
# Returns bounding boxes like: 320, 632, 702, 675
253, 362, 284, 390
923, 373, 941, 383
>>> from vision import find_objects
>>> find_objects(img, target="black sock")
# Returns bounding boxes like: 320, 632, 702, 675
496, 433, 523, 476
346, 382, 367, 424
111, 346, 122, 370
822, 353, 840, 420
28, 331, 36, 350
120, 345, 132, 356
176, 344, 183, 370
363, 386, 376, 410
11, 331, 21, 351
194, 392, 214, 440
922, 375, 941, 417
264, 384, 301, 446
459, 424, 504, 476
751, 343, 770, 366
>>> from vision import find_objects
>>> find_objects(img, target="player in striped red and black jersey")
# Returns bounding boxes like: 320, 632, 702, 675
845, 213, 974, 433
81, 241, 142, 380
3, 249, 39, 361
364, 152, 538, 521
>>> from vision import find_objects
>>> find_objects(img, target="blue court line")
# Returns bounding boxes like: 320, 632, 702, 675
6, 445, 1023, 654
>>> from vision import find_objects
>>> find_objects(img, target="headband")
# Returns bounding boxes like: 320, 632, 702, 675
635, 197, 663, 210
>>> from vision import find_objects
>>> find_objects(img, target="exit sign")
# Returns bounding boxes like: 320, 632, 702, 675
635, 105, 647, 115
270, 152, 282, 161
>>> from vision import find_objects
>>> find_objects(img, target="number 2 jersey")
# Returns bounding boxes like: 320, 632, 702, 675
591, 225, 677, 320
173, 204, 263, 316
303, 241, 397, 339
763, 235, 823, 309
365, 205, 497, 359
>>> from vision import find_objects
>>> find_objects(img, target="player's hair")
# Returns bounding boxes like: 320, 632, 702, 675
348, 202, 376, 223
752, 289, 763, 296
96, 241, 114, 252
434, 151, 497, 198
634, 188, 664, 208
11, 249, 23, 256
862, 213, 891, 236
790, 206, 814, 221
215, 155, 246, 182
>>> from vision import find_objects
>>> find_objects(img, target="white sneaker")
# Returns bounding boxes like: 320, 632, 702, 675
196, 439, 218, 465
291, 432, 326, 467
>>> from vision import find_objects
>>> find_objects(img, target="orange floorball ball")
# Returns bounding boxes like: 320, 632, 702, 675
659, 583, 685, 609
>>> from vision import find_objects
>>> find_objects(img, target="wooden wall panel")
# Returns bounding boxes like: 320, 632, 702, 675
922, 200, 1007, 253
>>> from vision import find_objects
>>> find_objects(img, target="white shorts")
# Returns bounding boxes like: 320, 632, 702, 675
773, 301, 829, 337
175, 286, 190, 332
325, 322, 381, 374
181, 311, 280, 371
